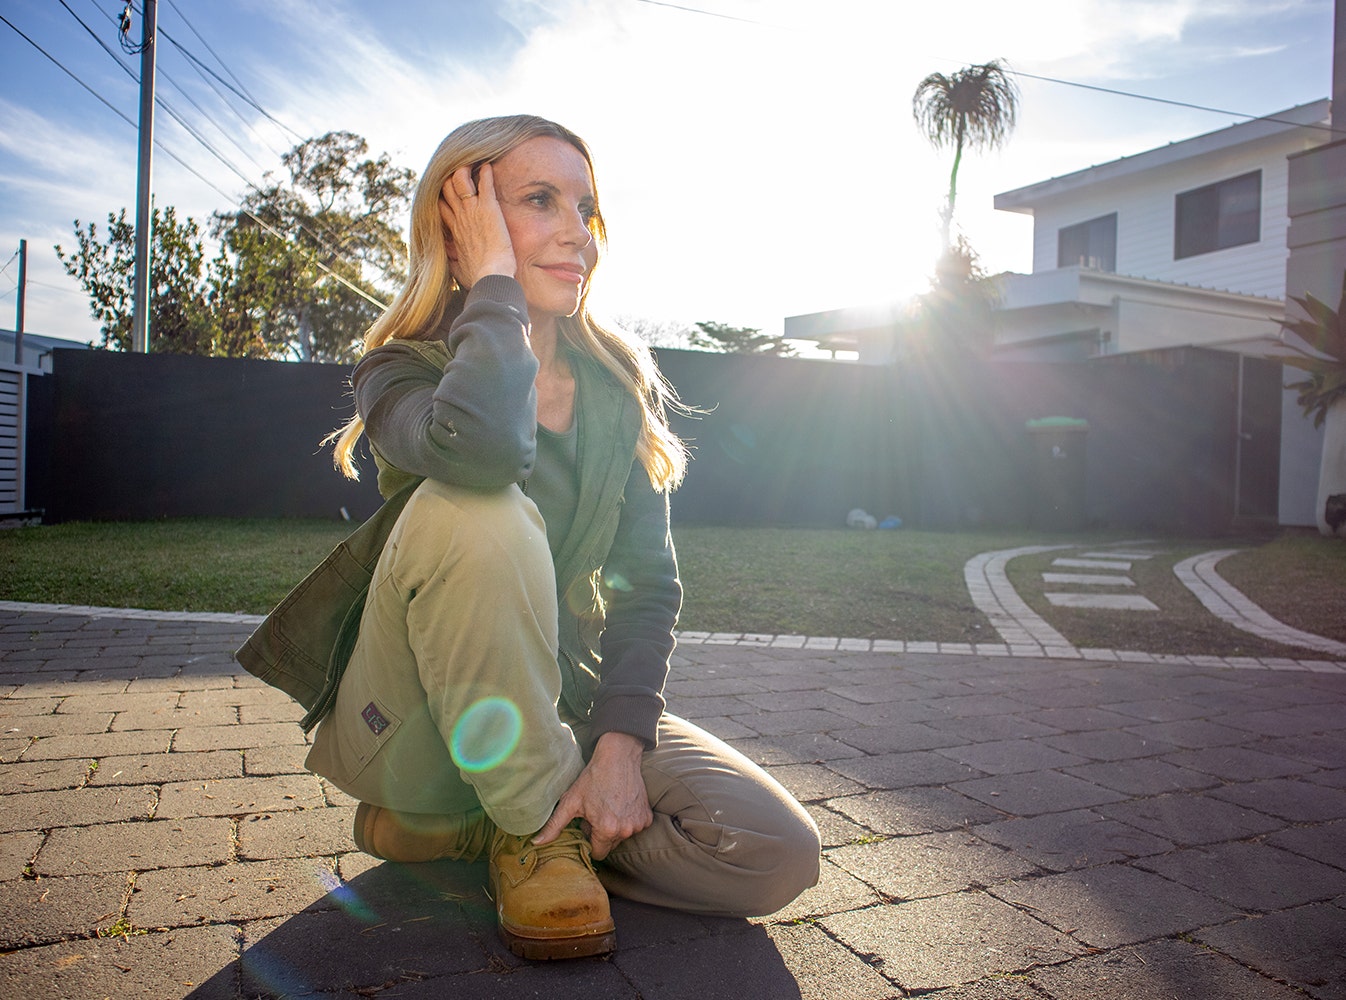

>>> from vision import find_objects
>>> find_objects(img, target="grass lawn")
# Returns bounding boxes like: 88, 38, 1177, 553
0, 519, 1342, 657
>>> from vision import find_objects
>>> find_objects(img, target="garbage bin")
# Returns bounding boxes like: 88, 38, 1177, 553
1025, 417, 1088, 530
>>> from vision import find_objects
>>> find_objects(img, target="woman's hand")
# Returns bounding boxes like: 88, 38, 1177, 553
438, 162, 516, 288
533, 731, 651, 860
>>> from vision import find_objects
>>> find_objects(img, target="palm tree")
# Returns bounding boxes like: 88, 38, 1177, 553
912, 60, 1020, 247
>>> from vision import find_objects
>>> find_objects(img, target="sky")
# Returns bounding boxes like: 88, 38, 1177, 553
0, 0, 1336, 353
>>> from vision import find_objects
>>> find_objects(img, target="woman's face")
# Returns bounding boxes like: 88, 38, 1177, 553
489, 136, 599, 329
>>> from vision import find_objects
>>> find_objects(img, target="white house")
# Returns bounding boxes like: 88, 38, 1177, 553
786, 100, 1334, 526
991, 100, 1330, 361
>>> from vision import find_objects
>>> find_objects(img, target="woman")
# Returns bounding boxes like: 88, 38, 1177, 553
307, 115, 819, 961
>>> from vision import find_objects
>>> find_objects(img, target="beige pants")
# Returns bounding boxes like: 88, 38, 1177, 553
307, 479, 820, 917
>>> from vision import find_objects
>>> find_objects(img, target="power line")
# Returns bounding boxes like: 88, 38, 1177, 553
0, 15, 390, 312
0, 12, 137, 129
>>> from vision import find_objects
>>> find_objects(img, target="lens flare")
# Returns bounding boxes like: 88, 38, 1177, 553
450, 696, 522, 773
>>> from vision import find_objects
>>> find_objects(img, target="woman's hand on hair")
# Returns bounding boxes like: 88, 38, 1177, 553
439, 162, 516, 288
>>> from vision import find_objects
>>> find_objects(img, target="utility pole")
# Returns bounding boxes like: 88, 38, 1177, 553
129, 0, 157, 353
12, 240, 25, 366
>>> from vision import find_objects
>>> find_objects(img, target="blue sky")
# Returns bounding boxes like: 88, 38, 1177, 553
0, 0, 1335, 348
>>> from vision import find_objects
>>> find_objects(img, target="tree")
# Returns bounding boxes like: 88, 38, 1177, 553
56, 132, 414, 362
911, 236, 1000, 358
213, 131, 415, 362
55, 206, 266, 357
615, 315, 693, 349
688, 321, 797, 357
912, 60, 1020, 247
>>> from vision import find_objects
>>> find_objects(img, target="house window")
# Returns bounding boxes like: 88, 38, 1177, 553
1058, 213, 1117, 271
1174, 170, 1261, 260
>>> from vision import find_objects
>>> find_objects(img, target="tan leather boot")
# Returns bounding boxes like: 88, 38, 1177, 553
488, 824, 616, 960
353, 802, 495, 863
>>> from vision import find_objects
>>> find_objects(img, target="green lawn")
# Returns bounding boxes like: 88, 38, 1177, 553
1, 519, 1342, 655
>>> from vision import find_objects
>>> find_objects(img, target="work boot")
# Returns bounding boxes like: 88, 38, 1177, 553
353, 802, 495, 863
488, 823, 616, 960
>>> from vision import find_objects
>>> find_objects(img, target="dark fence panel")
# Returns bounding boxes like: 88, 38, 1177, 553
36, 344, 1274, 533
45, 349, 382, 523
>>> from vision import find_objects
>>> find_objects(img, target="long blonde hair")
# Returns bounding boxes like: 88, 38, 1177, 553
329, 115, 688, 491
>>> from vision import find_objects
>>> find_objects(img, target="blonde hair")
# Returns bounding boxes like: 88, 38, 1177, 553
329, 115, 687, 492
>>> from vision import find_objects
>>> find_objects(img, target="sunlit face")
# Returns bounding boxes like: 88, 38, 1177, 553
490, 136, 600, 331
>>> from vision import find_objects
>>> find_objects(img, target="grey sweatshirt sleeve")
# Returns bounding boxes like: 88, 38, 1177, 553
353, 275, 540, 489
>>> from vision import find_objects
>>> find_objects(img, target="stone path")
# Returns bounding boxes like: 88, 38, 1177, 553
2, 602, 1344, 999
963, 544, 1346, 669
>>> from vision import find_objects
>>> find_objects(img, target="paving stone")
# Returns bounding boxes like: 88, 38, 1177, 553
397, 955, 634, 999
1217, 707, 1345, 737
1, 785, 156, 834
762, 762, 868, 801
0, 923, 242, 1000
3, 711, 112, 738
1267, 819, 1346, 870
0, 697, 61, 717
952, 769, 1128, 815
1021, 706, 1151, 732
768, 856, 883, 923
0, 757, 91, 794
56, 691, 182, 715
21, 729, 171, 761
831, 721, 965, 754
236, 805, 356, 860
0, 871, 130, 947
821, 892, 1080, 992
728, 708, 857, 737
1061, 758, 1219, 796
1162, 745, 1316, 782
170, 721, 308, 753
1100, 697, 1211, 723
33, 817, 233, 875
990, 863, 1239, 948
828, 830, 1035, 901
1196, 903, 1346, 1000
0, 736, 31, 763
86, 749, 243, 787
824, 786, 1003, 836
156, 774, 325, 818
1138, 841, 1346, 910
1098, 792, 1285, 846
913, 977, 1053, 999
243, 743, 311, 775
1261, 733, 1346, 770
129, 857, 339, 927
806, 803, 871, 849
1121, 719, 1251, 749
1209, 777, 1346, 823
621, 920, 900, 1000
110, 706, 238, 731
1307, 767, 1346, 790
0, 830, 43, 880
725, 732, 865, 765
934, 738, 1090, 776
239, 895, 486, 995
928, 694, 1031, 719
177, 686, 294, 710
1028, 937, 1305, 1000
974, 809, 1174, 871
238, 700, 305, 726
829, 749, 985, 790
922, 712, 1062, 743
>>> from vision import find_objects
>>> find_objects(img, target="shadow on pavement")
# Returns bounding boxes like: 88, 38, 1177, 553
184, 857, 802, 999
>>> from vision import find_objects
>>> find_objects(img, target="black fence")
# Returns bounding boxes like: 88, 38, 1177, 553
26, 345, 1281, 534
